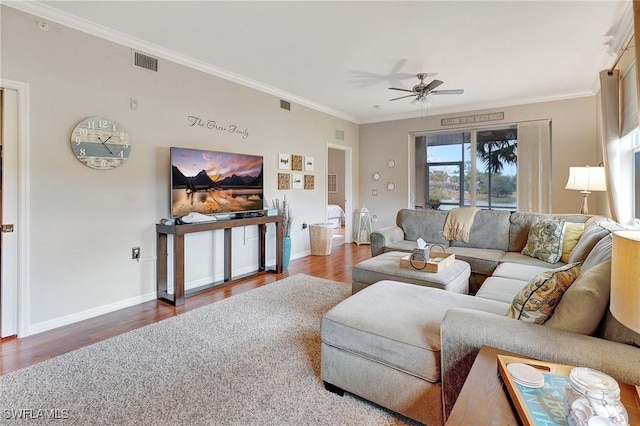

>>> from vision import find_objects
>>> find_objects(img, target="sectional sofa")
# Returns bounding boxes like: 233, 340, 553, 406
320, 209, 640, 425
370, 209, 617, 293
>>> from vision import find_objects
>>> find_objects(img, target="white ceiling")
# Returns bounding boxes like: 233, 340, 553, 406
8, 1, 632, 124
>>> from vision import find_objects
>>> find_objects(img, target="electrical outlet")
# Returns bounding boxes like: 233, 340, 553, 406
132, 246, 140, 260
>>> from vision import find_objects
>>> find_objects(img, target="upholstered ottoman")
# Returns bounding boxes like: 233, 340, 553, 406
320, 280, 508, 425
352, 251, 470, 294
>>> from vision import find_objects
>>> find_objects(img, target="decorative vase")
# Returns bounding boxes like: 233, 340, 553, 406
282, 236, 291, 269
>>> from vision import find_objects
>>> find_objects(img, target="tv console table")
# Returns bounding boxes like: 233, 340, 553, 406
156, 215, 283, 306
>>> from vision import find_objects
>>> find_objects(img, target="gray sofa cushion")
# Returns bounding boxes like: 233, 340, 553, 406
321, 281, 509, 383
449, 209, 511, 251
475, 276, 528, 304
445, 246, 504, 276
569, 216, 616, 263
582, 234, 612, 272
500, 251, 565, 268
397, 209, 449, 245
491, 262, 552, 282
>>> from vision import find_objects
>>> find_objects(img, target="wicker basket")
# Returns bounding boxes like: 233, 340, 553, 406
309, 223, 334, 255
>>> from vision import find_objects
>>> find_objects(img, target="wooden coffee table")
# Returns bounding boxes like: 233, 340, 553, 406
446, 346, 640, 425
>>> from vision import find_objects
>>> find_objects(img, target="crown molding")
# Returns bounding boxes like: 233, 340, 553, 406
4, 1, 361, 124
361, 90, 596, 125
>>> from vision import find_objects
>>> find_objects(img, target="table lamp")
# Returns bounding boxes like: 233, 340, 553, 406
564, 166, 607, 214
610, 231, 640, 335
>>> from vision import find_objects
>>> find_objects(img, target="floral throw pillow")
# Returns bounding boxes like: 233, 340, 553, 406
521, 219, 566, 263
507, 263, 582, 324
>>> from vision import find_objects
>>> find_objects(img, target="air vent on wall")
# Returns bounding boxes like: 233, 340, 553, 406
132, 51, 158, 72
280, 100, 291, 111
335, 130, 345, 140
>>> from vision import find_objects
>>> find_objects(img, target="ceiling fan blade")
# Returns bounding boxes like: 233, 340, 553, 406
388, 59, 408, 75
425, 79, 444, 91
389, 94, 416, 101
431, 89, 464, 95
389, 87, 414, 93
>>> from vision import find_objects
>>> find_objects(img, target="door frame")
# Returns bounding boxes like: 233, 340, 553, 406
1, 79, 30, 338
327, 143, 353, 243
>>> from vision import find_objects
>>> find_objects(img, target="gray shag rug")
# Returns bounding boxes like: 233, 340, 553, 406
1, 274, 415, 425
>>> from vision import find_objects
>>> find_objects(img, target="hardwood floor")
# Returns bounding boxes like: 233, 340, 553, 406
0, 242, 371, 375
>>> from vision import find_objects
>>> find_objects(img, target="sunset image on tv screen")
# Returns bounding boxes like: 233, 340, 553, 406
170, 147, 264, 217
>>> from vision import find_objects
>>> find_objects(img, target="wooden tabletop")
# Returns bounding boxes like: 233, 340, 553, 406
446, 346, 520, 425
446, 346, 640, 425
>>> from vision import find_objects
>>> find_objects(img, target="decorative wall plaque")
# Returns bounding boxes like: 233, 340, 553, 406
292, 154, 303, 171
292, 173, 303, 189
305, 156, 315, 171
278, 153, 291, 170
441, 112, 504, 126
278, 173, 290, 190
304, 175, 315, 190
186, 115, 249, 139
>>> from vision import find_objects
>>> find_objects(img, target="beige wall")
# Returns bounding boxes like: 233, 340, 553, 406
1, 7, 359, 333
360, 97, 600, 229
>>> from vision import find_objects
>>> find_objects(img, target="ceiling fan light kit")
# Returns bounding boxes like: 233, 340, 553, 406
388, 73, 464, 103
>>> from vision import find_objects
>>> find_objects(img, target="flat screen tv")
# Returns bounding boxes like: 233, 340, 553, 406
170, 147, 264, 218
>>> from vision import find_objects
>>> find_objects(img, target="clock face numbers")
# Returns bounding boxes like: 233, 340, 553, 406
70, 117, 131, 170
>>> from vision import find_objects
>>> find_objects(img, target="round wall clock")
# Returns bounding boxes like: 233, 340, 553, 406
70, 116, 131, 170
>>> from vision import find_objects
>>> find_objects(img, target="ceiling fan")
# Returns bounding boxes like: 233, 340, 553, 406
388, 73, 464, 103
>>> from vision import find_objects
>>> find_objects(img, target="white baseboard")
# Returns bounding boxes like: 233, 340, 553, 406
27, 253, 309, 336
27, 292, 157, 336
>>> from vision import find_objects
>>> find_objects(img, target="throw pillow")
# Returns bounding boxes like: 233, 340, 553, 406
560, 222, 585, 263
507, 263, 582, 324
545, 261, 610, 335
521, 219, 566, 263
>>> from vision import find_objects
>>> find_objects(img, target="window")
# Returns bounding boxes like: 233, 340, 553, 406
414, 126, 517, 211
328, 173, 338, 193
475, 129, 518, 210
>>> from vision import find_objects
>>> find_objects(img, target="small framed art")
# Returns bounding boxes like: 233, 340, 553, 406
278, 173, 291, 190
292, 154, 303, 171
279, 153, 291, 170
292, 173, 303, 189
305, 156, 315, 171
304, 175, 315, 190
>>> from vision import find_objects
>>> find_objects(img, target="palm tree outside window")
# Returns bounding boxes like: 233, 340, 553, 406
414, 126, 517, 211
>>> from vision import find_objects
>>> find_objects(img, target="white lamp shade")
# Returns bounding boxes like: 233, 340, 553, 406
611, 231, 640, 334
565, 166, 607, 192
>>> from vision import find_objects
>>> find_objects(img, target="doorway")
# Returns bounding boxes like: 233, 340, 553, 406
327, 144, 352, 244
1, 80, 28, 338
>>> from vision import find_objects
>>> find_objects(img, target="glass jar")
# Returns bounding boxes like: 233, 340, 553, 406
564, 367, 629, 426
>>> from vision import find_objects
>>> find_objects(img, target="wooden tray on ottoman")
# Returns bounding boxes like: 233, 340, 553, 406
399, 252, 455, 273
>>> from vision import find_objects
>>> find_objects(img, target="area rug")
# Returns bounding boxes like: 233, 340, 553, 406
0, 274, 415, 425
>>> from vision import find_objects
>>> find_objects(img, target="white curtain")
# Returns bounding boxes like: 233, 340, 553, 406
517, 120, 552, 213
600, 69, 634, 224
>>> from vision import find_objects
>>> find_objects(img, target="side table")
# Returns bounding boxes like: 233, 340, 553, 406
446, 346, 640, 425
